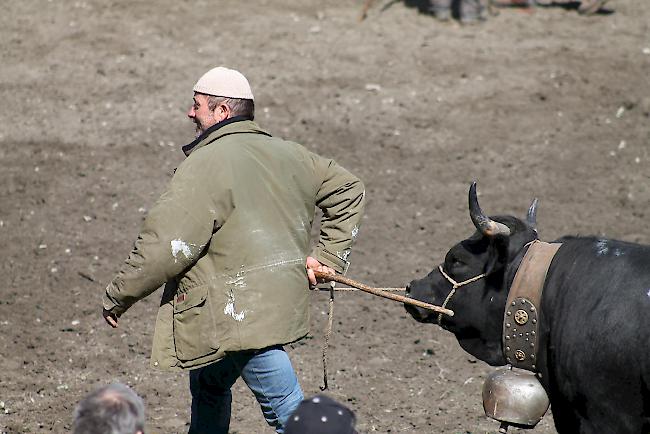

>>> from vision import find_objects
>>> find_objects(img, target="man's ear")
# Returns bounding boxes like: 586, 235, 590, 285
214, 102, 231, 122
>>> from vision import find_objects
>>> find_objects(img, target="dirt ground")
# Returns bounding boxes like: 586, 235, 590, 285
1, 0, 649, 432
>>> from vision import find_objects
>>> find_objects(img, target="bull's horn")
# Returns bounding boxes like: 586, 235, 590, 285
468, 182, 511, 237
527, 198, 539, 232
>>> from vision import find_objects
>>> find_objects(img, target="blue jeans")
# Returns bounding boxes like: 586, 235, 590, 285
188, 346, 304, 434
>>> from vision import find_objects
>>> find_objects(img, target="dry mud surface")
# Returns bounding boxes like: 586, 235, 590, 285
1, 0, 649, 432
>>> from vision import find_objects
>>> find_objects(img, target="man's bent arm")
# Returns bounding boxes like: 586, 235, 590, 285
312, 159, 365, 274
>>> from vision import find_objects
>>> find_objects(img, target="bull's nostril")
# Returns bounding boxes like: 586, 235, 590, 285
405, 283, 411, 295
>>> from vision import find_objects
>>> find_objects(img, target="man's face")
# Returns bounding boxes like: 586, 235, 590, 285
187, 93, 220, 137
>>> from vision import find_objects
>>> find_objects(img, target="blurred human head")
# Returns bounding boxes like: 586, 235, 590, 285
73, 383, 145, 434
285, 394, 357, 434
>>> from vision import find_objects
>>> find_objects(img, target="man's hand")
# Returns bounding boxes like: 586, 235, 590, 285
102, 308, 119, 328
306, 256, 335, 286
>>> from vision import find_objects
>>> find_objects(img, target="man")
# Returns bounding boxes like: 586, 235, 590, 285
102, 66, 365, 433
73, 383, 145, 434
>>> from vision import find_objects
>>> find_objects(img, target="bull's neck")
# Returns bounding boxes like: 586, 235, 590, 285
503, 240, 537, 293
500, 239, 559, 381
499, 238, 537, 367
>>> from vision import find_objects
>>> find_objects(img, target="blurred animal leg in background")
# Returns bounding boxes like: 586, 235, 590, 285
430, 0, 453, 20
488, 0, 535, 15
359, 0, 376, 21
460, 0, 487, 23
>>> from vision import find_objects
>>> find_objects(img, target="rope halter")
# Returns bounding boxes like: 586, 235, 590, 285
436, 265, 487, 326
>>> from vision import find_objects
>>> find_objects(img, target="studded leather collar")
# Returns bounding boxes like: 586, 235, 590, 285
503, 241, 562, 372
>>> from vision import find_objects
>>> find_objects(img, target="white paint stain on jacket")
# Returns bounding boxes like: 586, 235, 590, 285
171, 239, 193, 261
227, 272, 246, 288
298, 219, 309, 233
351, 225, 359, 241
246, 257, 303, 274
224, 292, 246, 321
170, 240, 206, 262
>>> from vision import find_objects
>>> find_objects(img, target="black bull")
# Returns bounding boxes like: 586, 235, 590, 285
405, 183, 650, 434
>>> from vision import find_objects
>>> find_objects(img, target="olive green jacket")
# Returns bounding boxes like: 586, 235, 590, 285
103, 120, 365, 371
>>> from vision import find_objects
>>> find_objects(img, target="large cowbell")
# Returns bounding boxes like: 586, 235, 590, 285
482, 368, 550, 433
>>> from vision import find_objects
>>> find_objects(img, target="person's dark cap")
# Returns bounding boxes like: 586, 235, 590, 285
285, 394, 357, 434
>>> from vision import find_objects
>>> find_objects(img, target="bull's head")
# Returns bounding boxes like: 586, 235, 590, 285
405, 182, 538, 366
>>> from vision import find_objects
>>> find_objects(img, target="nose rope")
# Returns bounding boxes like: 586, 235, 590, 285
437, 265, 487, 325
435, 240, 537, 326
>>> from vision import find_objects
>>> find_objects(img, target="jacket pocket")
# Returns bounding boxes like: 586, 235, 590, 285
173, 285, 219, 361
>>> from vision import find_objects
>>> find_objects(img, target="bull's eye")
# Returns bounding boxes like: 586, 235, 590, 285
450, 258, 463, 267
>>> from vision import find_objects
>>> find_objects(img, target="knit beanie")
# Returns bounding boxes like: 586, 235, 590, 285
193, 67, 254, 100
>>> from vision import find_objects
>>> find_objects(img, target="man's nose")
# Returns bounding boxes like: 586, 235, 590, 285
187, 107, 195, 118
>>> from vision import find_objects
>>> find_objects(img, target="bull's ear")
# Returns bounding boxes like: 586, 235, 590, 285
484, 236, 510, 275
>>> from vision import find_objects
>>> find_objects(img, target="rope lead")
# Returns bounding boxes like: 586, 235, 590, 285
312, 272, 454, 390
320, 282, 335, 391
